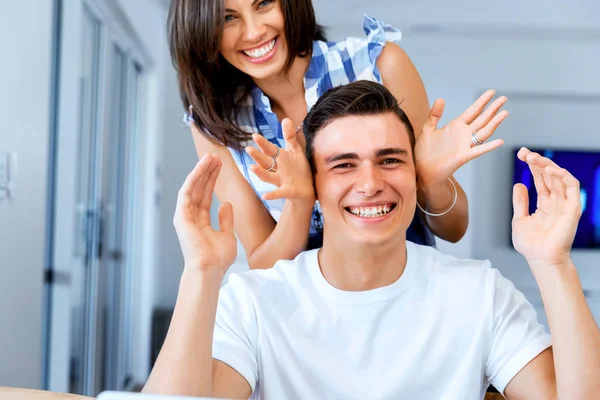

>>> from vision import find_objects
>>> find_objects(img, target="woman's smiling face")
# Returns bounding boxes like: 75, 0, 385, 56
219, 0, 289, 80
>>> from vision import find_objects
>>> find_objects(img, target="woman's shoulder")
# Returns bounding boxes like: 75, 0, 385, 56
316, 15, 402, 55
309, 15, 403, 84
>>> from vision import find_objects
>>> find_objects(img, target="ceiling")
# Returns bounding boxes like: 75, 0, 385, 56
154, 0, 600, 41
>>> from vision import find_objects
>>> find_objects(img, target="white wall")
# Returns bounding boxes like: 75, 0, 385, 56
0, 0, 54, 389
313, 0, 600, 32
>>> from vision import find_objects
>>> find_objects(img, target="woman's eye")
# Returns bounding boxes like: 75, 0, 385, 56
224, 15, 235, 23
258, 0, 274, 8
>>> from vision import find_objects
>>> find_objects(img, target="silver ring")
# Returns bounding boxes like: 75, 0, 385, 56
272, 146, 281, 160
471, 131, 484, 146
266, 157, 277, 173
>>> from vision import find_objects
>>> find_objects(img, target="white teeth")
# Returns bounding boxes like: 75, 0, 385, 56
349, 205, 393, 218
243, 39, 275, 59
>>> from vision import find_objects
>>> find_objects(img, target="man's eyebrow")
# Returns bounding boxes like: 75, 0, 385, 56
324, 153, 359, 164
324, 148, 409, 164
376, 148, 409, 157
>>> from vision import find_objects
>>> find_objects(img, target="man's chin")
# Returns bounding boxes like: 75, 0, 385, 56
347, 231, 402, 248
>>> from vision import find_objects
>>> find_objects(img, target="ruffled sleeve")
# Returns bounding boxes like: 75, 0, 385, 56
362, 14, 402, 82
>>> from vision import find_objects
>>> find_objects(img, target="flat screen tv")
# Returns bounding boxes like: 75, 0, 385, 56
512, 147, 600, 249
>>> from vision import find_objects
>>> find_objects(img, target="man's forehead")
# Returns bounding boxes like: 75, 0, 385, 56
313, 114, 409, 155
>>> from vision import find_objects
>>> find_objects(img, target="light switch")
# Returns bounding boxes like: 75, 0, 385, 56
0, 152, 8, 186
0, 151, 15, 201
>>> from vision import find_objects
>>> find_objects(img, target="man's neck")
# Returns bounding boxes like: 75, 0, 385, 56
317, 237, 409, 292
252, 55, 310, 109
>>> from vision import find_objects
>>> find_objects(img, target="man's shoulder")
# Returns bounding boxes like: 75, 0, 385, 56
409, 242, 500, 290
222, 250, 317, 296
411, 241, 492, 269
409, 243, 517, 323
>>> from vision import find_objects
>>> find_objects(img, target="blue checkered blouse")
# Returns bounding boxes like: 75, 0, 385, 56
185, 15, 434, 248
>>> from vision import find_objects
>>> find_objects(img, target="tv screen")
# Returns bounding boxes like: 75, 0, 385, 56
512, 147, 600, 249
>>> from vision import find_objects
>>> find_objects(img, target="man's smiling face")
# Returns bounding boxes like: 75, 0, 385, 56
312, 112, 417, 247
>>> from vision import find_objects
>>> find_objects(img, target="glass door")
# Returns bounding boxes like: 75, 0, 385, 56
46, 0, 145, 396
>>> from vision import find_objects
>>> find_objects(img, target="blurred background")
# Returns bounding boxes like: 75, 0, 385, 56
0, 0, 598, 396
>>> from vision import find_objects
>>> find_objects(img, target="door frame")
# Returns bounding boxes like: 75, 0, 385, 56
44, 0, 151, 394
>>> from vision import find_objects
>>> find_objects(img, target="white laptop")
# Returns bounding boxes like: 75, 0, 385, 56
97, 391, 229, 400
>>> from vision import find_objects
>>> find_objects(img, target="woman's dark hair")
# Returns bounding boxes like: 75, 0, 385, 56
303, 80, 416, 174
168, 0, 327, 148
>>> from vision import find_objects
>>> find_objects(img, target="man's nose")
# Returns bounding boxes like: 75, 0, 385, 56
356, 165, 384, 197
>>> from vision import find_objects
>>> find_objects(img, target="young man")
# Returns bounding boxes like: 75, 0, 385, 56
145, 81, 600, 399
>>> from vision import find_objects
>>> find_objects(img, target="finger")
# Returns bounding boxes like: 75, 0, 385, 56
525, 152, 560, 193
281, 118, 299, 150
296, 128, 307, 151
262, 187, 292, 201
558, 169, 582, 213
541, 167, 556, 192
423, 98, 445, 131
464, 139, 504, 163
517, 146, 531, 162
471, 110, 509, 143
199, 156, 222, 211
198, 208, 212, 227
176, 154, 212, 210
524, 154, 550, 196
252, 133, 279, 158
545, 166, 581, 203
512, 183, 530, 219
246, 145, 276, 171
249, 163, 281, 186
470, 96, 508, 134
262, 186, 311, 201
460, 89, 495, 124
189, 154, 217, 203
191, 154, 218, 203
527, 152, 560, 170
218, 202, 234, 234
543, 167, 574, 220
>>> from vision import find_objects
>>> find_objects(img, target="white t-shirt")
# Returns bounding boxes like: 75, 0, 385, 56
213, 241, 551, 400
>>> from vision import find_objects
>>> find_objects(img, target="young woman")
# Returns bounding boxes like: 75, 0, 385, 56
167, 0, 508, 269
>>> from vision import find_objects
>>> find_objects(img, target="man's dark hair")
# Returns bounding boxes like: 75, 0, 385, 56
303, 80, 416, 174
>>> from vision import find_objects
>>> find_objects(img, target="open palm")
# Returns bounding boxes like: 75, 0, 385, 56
173, 154, 237, 272
511, 148, 582, 266
415, 90, 508, 186
246, 118, 315, 203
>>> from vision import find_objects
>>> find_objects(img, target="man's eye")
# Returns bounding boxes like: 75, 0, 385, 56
333, 163, 353, 169
381, 158, 402, 165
